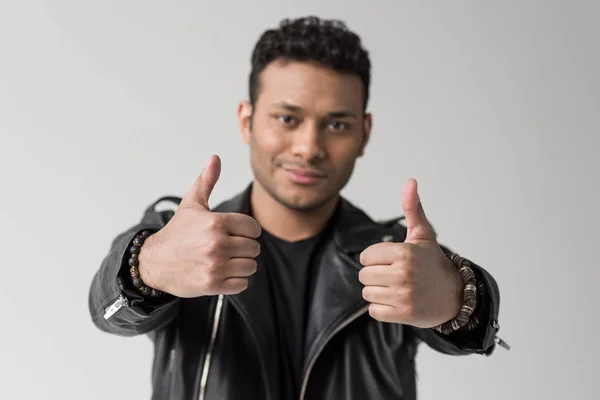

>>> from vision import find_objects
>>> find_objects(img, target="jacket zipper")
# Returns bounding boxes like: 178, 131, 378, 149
198, 294, 225, 400
478, 277, 510, 353
167, 346, 177, 393
103, 294, 129, 320
103, 293, 226, 399
491, 318, 510, 351
168, 348, 176, 371
298, 304, 369, 400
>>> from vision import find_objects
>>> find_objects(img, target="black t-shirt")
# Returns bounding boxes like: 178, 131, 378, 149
258, 227, 328, 396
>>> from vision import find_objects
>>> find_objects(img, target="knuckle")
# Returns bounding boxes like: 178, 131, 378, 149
401, 264, 415, 280
391, 262, 413, 282
400, 302, 415, 320
391, 269, 407, 286
228, 278, 249, 295
399, 248, 413, 261
247, 219, 262, 238
206, 214, 226, 231
235, 280, 249, 294
197, 271, 216, 291
204, 255, 224, 275
402, 286, 415, 303
204, 237, 227, 256
394, 244, 414, 260
237, 258, 257, 276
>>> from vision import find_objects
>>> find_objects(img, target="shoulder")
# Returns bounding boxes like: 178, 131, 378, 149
375, 216, 408, 242
334, 198, 411, 250
375, 215, 406, 242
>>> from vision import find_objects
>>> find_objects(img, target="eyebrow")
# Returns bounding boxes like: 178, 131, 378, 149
272, 101, 358, 119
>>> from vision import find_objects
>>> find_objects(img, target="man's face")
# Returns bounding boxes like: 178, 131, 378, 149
238, 61, 372, 211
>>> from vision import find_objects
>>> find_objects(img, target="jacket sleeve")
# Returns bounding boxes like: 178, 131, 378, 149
88, 198, 182, 337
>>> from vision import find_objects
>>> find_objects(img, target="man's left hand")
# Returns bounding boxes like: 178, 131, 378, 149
358, 179, 463, 328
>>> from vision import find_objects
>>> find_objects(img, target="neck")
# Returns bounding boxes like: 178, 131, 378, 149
250, 181, 339, 242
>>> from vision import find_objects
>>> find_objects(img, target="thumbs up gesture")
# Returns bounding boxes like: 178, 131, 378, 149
138, 155, 262, 298
358, 179, 463, 328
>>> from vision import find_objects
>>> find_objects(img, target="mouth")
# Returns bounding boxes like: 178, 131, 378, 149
282, 167, 327, 185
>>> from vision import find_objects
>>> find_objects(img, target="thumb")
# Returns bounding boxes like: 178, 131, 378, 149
402, 179, 436, 242
182, 155, 222, 209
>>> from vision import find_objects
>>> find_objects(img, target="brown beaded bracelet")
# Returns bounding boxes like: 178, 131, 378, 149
128, 230, 162, 298
434, 253, 478, 334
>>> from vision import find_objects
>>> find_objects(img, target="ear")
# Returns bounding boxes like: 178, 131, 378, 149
238, 100, 253, 145
357, 113, 372, 157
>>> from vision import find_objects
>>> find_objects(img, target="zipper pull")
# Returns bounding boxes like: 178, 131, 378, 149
494, 335, 511, 351
490, 319, 510, 351
103, 294, 129, 320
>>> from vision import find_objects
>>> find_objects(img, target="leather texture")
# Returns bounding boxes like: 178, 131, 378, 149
89, 185, 501, 400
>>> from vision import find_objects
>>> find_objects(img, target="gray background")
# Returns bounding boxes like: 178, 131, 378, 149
1, 1, 599, 399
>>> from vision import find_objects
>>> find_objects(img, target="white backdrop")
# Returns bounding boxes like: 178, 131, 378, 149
1, 1, 599, 399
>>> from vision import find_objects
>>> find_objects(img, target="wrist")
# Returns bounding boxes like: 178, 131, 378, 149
434, 253, 478, 334
128, 230, 163, 298
137, 234, 160, 290
447, 259, 464, 320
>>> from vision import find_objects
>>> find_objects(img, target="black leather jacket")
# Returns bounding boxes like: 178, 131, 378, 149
89, 187, 502, 400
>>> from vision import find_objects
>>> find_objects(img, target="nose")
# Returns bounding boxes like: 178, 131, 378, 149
290, 123, 325, 162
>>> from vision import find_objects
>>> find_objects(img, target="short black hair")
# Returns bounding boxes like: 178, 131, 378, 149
249, 16, 371, 111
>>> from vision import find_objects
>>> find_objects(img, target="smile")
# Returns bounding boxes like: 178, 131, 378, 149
283, 168, 326, 185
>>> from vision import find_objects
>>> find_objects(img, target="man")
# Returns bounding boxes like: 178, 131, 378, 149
89, 16, 506, 400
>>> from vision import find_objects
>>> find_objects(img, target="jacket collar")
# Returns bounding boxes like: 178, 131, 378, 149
212, 182, 402, 256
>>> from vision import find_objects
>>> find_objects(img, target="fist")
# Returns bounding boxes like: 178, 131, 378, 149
358, 179, 462, 328
139, 155, 262, 298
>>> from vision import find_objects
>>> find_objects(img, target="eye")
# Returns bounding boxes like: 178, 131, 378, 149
329, 121, 349, 131
277, 115, 296, 124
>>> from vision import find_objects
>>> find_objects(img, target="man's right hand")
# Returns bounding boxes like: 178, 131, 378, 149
138, 155, 262, 298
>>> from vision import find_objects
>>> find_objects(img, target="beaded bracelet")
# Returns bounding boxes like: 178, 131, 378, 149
434, 253, 478, 334
128, 230, 163, 298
